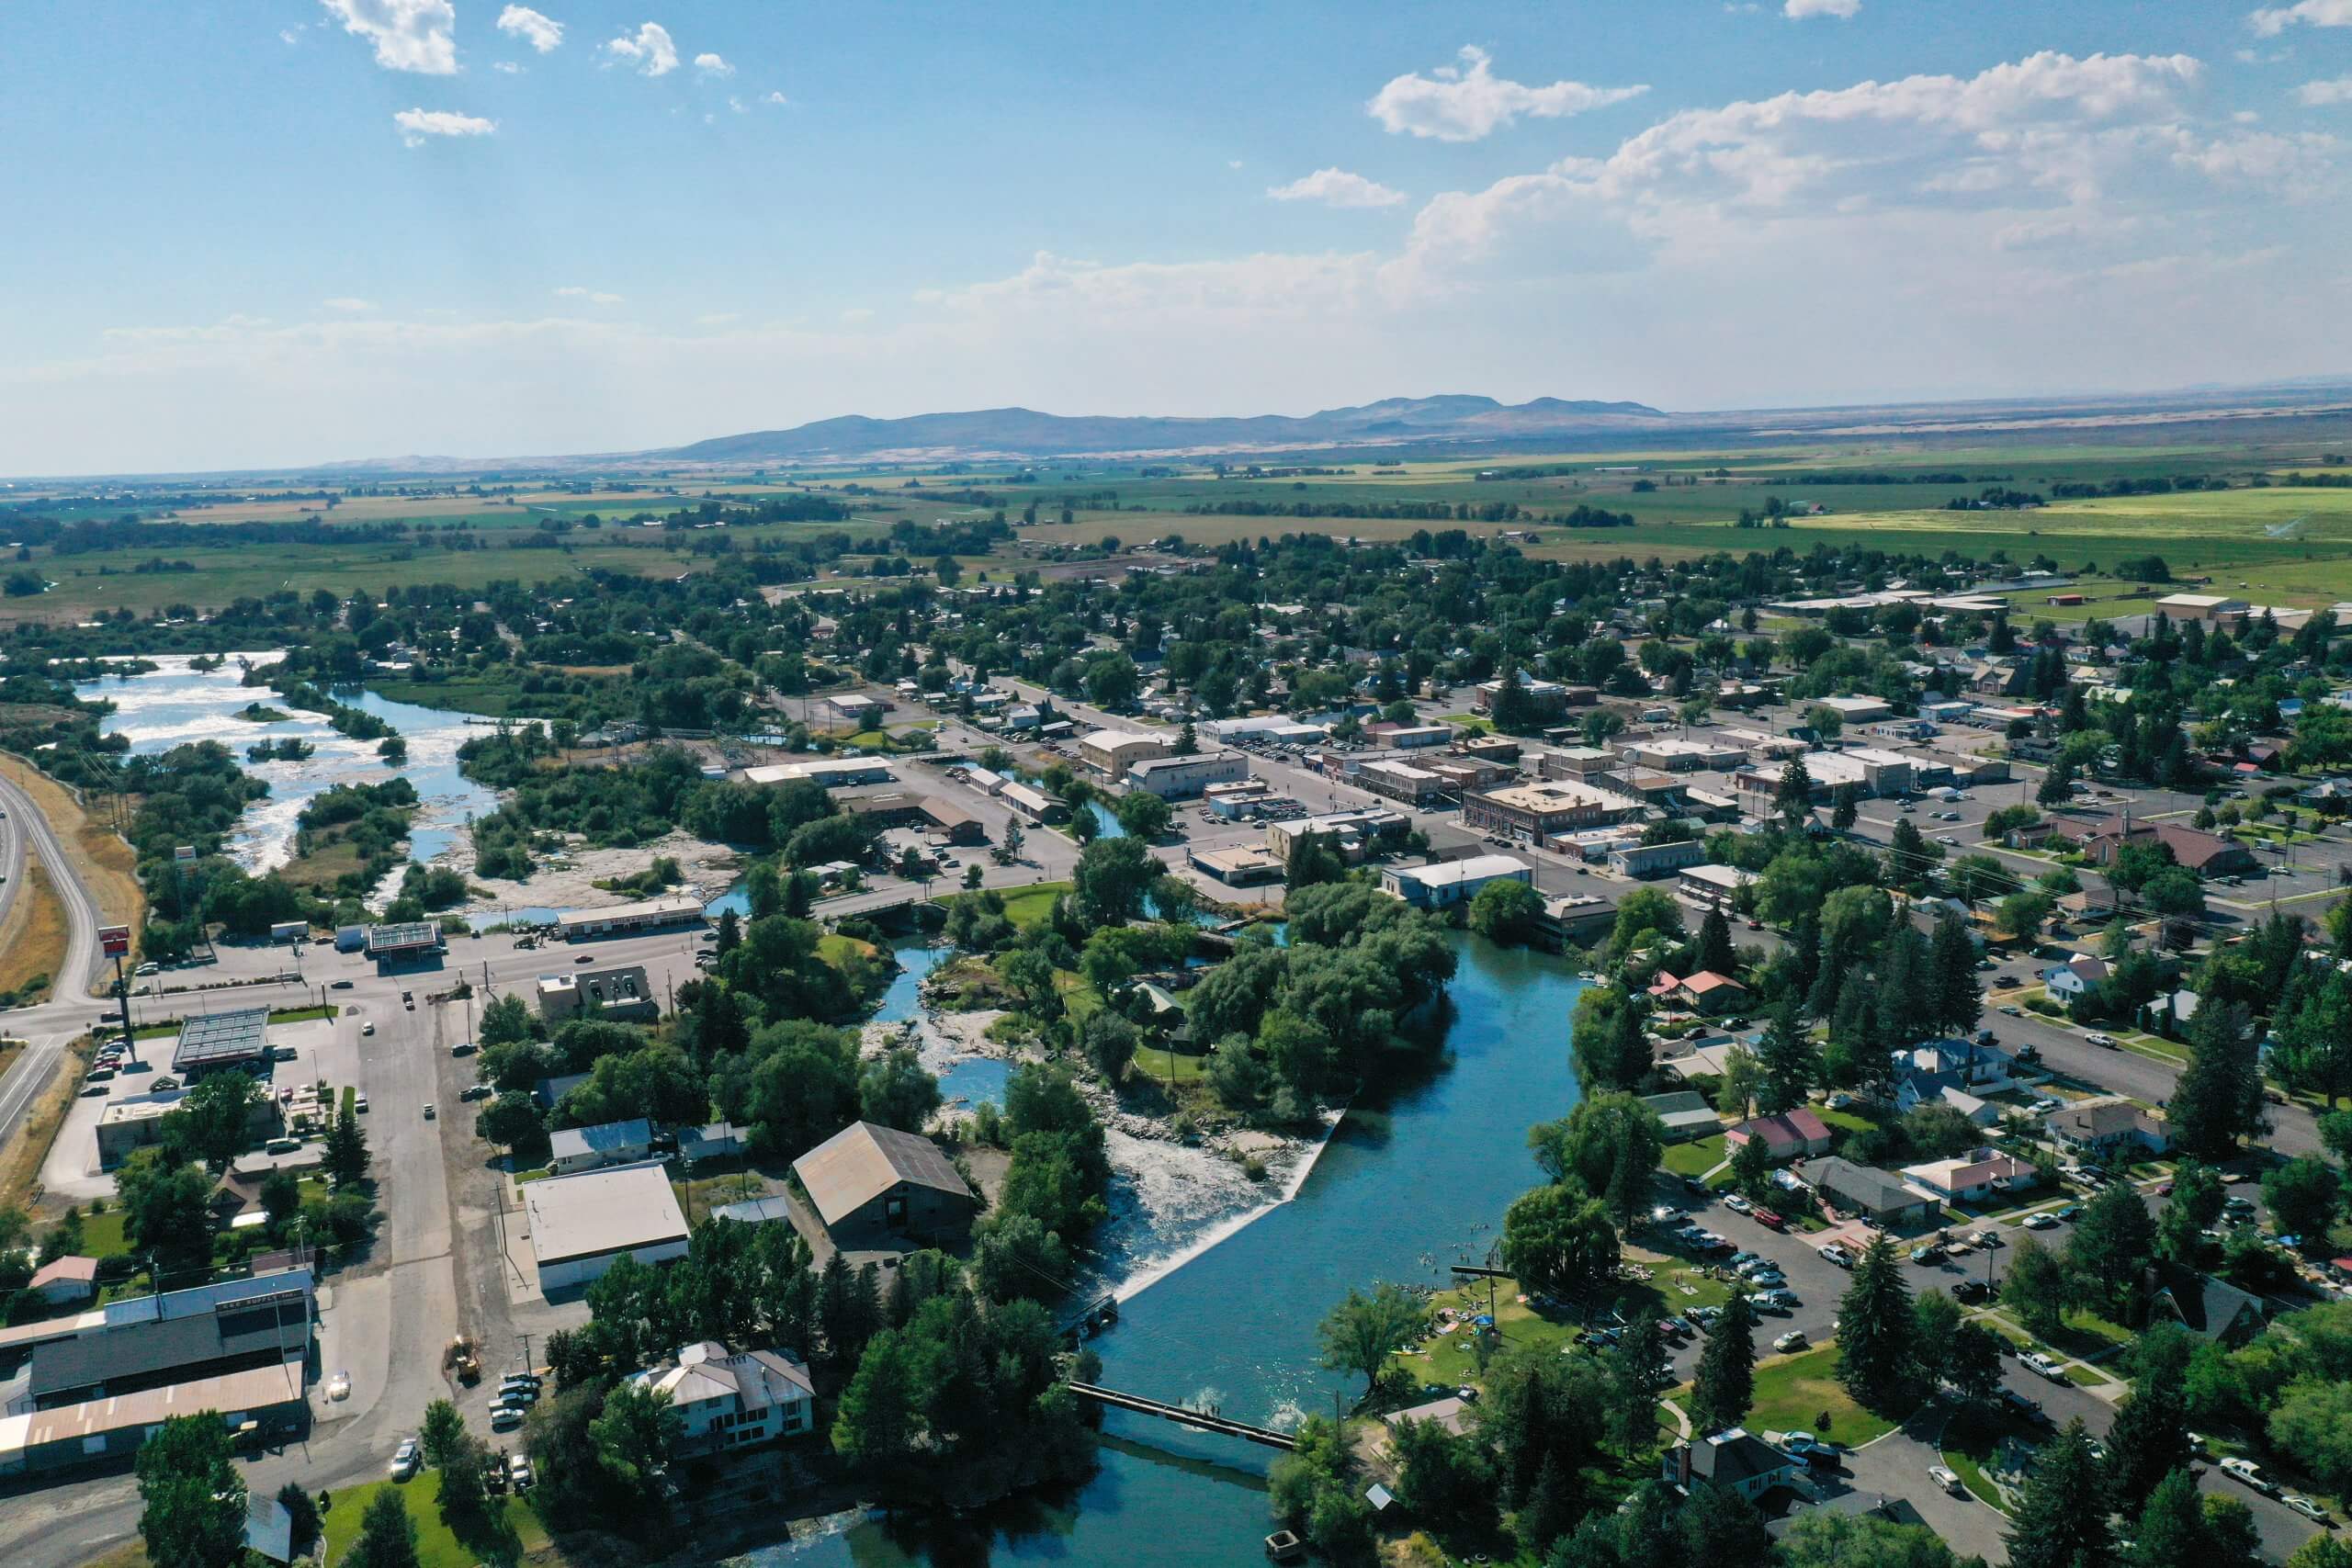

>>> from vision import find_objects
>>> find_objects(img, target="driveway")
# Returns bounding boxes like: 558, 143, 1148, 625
1840, 1416, 2012, 1564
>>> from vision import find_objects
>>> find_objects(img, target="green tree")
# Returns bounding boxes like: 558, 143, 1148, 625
420, 1397, 468, 1467
324, 1101, 370, 1186
1467, 877, 1545, 946
1317, 1282, 1430, 1400
135, 1414, 247, 1568
1730, 1127, 1771, 1197
276, 1482, 323, 1559
1775, 756, 1816, 831
1831, 783, 1860, 832
1603, 1309, 1673, 1457
2171, 1001, 2266, 1162
1688, 1288, 1757, 1435
2003, 1233, 2070, 1340
1835, 1235, 1917, 1412
2156, 1158, 2225, 1266
158, 1072, 260, 1174
2104, 1381, 2191, 1517
116, 1148, 214, 1282
2067, 1181, 2156, 1322
1500, 1182, 1619, 1303
858, 1046, 942, 1133
1073, 833, 1157, 924
2262, 1156, 2340, 1241
1693, 902, 1736, 976
2006, 1419, 2112, 1568
1111, 791, 1172, 839
1755, 995, 1820, 1114
1781, 1510, 1966, 1568
588, 1379, 684, 1514
2127, 1468, 2211, 1568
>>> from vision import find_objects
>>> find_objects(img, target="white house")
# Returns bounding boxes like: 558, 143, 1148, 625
2041, 954, 2109, 1002
632, 1341, 817, 1456
1901, 1148, 2034, 1204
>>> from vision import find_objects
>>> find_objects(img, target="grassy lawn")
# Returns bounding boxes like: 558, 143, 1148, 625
321, 1473, 548, 1568
1661, 1134, 1727, 1180
72, 1206, 130, 1258
993, 880, 1072, 928
1939, 1406, 2043, 1514
818, 931, 880, 968
1740, 1344, 1901, 1449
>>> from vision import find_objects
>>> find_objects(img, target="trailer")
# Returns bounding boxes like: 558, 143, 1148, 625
269, 920, 309, 944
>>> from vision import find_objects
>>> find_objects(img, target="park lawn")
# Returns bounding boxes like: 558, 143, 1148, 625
1130, 1040, 1212, 1086
818, 932, 880, 968
1396, 1277, 1579, 1389
994, 881, 1072, 929
1740, 1344, 1900, 1449
1661, 1134, 1727, 1180
321, 1473, 548, 1568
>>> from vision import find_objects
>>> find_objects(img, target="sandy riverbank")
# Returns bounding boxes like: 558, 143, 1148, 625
874, 978, 1335, 1302
424, 829, 743, 917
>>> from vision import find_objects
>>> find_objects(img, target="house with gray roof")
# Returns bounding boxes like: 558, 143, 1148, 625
1812, 1156, 1940, 1227
791, 1122, 974, 1253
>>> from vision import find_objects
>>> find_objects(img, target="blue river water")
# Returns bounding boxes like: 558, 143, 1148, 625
752, 932, 1587, 1566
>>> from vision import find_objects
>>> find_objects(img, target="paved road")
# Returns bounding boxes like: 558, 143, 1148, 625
0, 785, 26, 938
0, 769, 111, 1177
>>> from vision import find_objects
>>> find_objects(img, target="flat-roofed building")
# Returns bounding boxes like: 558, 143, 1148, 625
1077, 728, 1169, 779
2154, 592, 2249, 622
1189, 844, 1284, 885
557, 895, 705, 942
1801, 748, 1915, 797
1380, 854, 1532, 909
1367, 722, 1453, 751
1815, 695, 1895, 724
1126, 751, 1249, 798
1474, 678, 1571, 718
1538, 893, 1618, 944
792, 1122, 975, 1254
1677, 863, 1756, 910
98, 1088, 277, 1169
1353, 758, 1447, 805
172, 1008, 272, 1081
1460, 735, 1521, 764
1618, 738, 1747, 773
537, 964, 660, 1022
548, 1118, 655, 1177
1608, 838, 1708, 879
743, 758, 897, 789
1265, 808, 1407, 861
524, 1161, 691, 1292
1464, 780, 1638, 840
1536, 745, 1622, 780
363, 921, 442, 963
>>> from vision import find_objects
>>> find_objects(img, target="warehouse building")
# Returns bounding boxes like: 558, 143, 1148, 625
1077, 728, 1170, 779
1000, 781, 1066, 823
743, 758, 897, 789
1618, 738, 1748, 773
557, 895, 704, 942
0, 1360, 309, 1478
793, 1122, 976, 1255
524, 1161, 691, 1292
537, 964, 660, 1022
1125, 751, 1250, 798
27, 1280, 311, 1409
171, 1009, 273, 1081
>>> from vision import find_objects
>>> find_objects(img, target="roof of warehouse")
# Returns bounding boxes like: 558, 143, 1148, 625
172, 1008, 271, 1068
523, 1161, 689, 1265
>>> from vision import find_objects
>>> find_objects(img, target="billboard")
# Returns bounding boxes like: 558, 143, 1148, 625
98, 924, 131, 958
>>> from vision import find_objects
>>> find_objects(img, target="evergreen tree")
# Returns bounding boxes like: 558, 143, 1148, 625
2104, 1381, 2191, 1517
1695, 904, 1736, 976
2066, 1182, 2156, 1323
1835, 1235, 1916, 1412
2007, 1420, 2113, 1568
2171, 1001, 2267, 1161
1775, 757, 1816, 831
1173, 720, 1198, 756
2127, 1469, 2210, 1568
324, 1102, 369, 1187
1831, 783, 1860, 831
2003, 1233, 2070, 1340
1519, 1452, 1578, 1558
1929, 912, 1983, 1035
346, 1486, 423, 1568
1756, 996, 1820, 1115
1603, 1309, 1673, 1458
1688, 1288, 1757, 1435
2039, 759, 2076, 808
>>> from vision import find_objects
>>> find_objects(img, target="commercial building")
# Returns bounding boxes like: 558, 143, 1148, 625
916, 796, 985, 844
2154, 593, 2250, 622
1618, 738, 1747, 773
1815, 695, 1895, 724
744, 758, 898, 789
792, 1121, 975, 1254
537, 964, 661, 1022
1378, 855, 1532, 909
1126, 751, 1250, 798
1677, 863, 1756, 911
547, 1118, 655, 1177
2051, 818, 2258, 879
824, 693, 887, 725
0, 1360, 308, 1478
171, 1009, 273, 1081
1367, 722, 1453, 751
629, 1341, 817, 1457
1803, 748, 1916, 797
26, 1276, 311, 1408
1188, 844, 1285, 886
97, 1088, 277, 1169
1265, 808, 1407, 862
1607, 839, 1707, 879
1352, 758, 1447, 806
1537, 894, 1617, 946
363, 921, 443, 963
1463, 780, 1637, 840
1077, 728, 1169, 779
524, 1161, 692, 1291
1474, 677, 1573, 719
556, 895, 705, 942
1536, 746, 1623, 780
999, 781, 1066, 823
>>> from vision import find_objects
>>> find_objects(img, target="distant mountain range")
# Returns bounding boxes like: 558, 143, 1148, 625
662, 395, 1669, 464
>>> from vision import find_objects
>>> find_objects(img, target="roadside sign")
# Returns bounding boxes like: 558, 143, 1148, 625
98, 924, 130, 958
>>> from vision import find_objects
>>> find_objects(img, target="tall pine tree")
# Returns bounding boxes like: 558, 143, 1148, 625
1835, 1235, 1916, 1413
1688, 1289, 1757, 1436
2007, 1420, 2113, 1568
1756, 996, 1820, 1115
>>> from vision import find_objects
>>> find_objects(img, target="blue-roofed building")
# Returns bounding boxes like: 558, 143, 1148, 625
548, 1118, 653, 1176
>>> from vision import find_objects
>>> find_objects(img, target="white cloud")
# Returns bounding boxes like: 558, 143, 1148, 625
695, 52, 733, 77
763, 90, 787, 105
322, 298, 379, 312
841, 308, 876, 324
492, 61, 522, 74
318, 0, 457, 74
555, 286, 624, 305
2166, 127, 2339, 185
2251, 1, 2352, 36
1785, 0, 1861, 17
496, 6, 564, 53
1266, 168, 1408, 208
2300, 75, 2352, 105
393, 108, 495, 146
1368, 46, 1648, 141
605, 21, 679, 76
280, 28, 303, 46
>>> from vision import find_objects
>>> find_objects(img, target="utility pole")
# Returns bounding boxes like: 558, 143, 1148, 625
518, 1332, 534, 1376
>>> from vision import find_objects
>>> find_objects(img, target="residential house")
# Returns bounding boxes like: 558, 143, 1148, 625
27, 1256, 99, 1307
1643, 1091, 1724, 1145
2044, 1100, 2171, 1158
1647, 970, 1750, 1015
1724, 1109, 1833, 1164
2146, 1266, 2265, 1347
1812, 1156, 1940, 1226
1664, 1427, 1801, 1504
674, 1122, 743, 1164
547, 1118, 655, 1177
2041, 954, 2110, 1003
1900, 1148, 2034, 1204
630, 1340, 817, 1455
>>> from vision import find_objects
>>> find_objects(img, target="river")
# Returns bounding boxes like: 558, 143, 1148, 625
753, 933, 1586, 1567
82, 657, 1589, 1564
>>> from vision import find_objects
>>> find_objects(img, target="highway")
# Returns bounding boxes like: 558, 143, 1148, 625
0, 768, 110, 1176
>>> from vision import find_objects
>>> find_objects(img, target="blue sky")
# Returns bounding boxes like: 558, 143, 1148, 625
4, 0, 2351, 474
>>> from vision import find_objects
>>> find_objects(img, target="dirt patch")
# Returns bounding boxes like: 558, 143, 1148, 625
0, 1034, 95, 1214
0, 852, 69, 1004
435, 829, 742, 916
0, 755, 146, 931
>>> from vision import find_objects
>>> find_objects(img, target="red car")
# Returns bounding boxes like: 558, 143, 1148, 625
1753, 1208, 1786, 1231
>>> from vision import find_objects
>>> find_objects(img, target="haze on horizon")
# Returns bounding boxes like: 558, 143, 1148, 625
5, 0, 2352, 476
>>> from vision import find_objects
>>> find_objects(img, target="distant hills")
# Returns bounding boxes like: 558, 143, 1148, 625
662, 395, 1670, 464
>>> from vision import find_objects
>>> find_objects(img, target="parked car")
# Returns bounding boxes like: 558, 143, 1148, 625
331, 978, 354, 989
1753, 1208, 1786, 1231
1771, 1331, 1809, 1354
423, 1102, 436, 1120
2220, 1458, 2278, 1496
355, 1093, 369, 1114
2003, 1390, 2052, 1427
2021, 1352, 2069, 1383
360, 1021, 375, 1036
1998, 1004, 2023, 1017
1930, 1465, 1966, 1497
1952, 1279, 1991, 1303
390, 1438, 420, 1481
490, 1404, 525, 1430
2085, 1032, 2119, 1049
2052, 1204, 2084, 1224
1724, 1193, 1753, 1214
1820, 1243, 1854, 1268
2283, 1495, 2333, 1527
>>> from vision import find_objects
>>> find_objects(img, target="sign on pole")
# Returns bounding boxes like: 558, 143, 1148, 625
98, 924, 131, 958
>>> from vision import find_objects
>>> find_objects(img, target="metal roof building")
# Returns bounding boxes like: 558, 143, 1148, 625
363, 921, 442, 960
523, 1160, 690, 1291
171, 1008, 272, 1077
